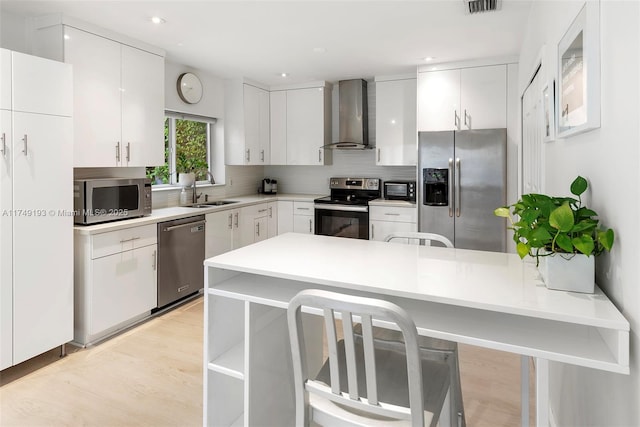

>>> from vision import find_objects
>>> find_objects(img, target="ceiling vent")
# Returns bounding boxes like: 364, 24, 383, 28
464, 0, 500, 14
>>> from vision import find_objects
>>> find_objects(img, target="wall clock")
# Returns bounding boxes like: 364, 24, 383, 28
177, 72, 203, 104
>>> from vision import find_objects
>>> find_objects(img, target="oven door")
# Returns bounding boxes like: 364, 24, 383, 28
314, 204, 369, 240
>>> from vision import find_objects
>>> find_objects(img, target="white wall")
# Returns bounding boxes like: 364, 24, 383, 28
519, 1, 639, 425
0, 10, 29, 53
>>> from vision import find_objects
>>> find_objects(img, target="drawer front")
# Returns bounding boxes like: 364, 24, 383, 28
91, 224, 157, 259
369, 206, 417, 223
243, 203, 270, 218
293, 201, 314, 216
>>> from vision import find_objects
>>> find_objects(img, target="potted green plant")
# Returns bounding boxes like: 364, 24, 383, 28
494, 176, 614, 293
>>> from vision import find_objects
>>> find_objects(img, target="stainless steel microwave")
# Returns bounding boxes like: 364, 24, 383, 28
383, 180, 416, 201
73, 178, 152, 225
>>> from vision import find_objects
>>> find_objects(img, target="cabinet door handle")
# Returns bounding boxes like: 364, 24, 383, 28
1, 133, 6, 157
120, 236, 141, 243
246, 149, 250, 162
371, 223, 374, 239
22, 135, 27, 155
234, 212, 239, 228
309, 218, 312, 233
116, 142, 121, 163
384, 213, 400, 216
377, 148, 381, 163
464, 110, 470, 128
258, 208, 268, 213
260, 149, 264, 162
256, 222, 260, 236
454, 111, 459, 128
296, 207, 310, 211
269, 206, 273, 218
318, 149, 322, 163
152, 250, 157, 271
228, 213, 233, 229
126, 142, 131, 162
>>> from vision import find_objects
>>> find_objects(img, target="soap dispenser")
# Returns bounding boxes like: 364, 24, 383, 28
180, 188, 190, 206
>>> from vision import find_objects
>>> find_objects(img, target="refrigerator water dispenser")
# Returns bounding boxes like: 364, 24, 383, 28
423, 168, 449, 206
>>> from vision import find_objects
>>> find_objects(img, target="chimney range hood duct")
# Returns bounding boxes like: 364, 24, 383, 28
325, 79, 369, 150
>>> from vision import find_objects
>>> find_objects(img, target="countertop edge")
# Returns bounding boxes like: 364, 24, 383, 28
74, 193, 326, 235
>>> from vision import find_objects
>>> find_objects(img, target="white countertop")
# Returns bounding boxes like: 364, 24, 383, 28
74, 193, 325, 235
205, 233, 629, 331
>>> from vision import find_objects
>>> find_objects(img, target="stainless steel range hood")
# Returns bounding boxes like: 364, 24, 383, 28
325, 79, 369, 150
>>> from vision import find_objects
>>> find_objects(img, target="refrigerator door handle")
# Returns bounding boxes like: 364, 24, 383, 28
455, 157, 461, 217
448, 158, 454, 217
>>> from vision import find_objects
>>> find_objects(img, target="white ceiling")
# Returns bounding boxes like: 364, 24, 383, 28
2, 0, 533, 86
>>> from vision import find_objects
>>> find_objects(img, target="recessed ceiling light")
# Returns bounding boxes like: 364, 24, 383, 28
431, 67, 438, 71
151, 16, 166, 24
281, 73, 288, 78
424, 56, 435, 62
313, 47, 327, 54
63, 34, 70, 40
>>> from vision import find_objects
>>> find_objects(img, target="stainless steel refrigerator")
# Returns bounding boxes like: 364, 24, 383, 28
418, 129, 507, 252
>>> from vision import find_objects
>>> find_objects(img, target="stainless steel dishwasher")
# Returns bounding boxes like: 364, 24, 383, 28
157, 215, 206, 309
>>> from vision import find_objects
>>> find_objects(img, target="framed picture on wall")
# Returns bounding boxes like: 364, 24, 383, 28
542, 80, 555, 142
556, 1, 601, 138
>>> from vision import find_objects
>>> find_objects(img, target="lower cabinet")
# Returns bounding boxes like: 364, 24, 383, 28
74, 224, 157, 345
205, 209, 238, 259
205, 202, 278, 259
292, 201, 314, 234
369, 205, 417, 243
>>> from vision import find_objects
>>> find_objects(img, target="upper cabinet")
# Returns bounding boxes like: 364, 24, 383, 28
417, 64, 506, 131
32, 19, 165, 167
224, 80, 270, 165
375, 76, 417, 166
270, 83, 332, 166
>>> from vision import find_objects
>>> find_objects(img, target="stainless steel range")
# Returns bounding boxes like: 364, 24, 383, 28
314, 178, 381, 239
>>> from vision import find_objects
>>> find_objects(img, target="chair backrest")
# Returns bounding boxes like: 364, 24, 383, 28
287, 289, 425, 427
384, 232, 454, 248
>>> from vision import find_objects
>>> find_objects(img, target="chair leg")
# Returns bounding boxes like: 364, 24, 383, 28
447, 350, 466, 427
438, 389, 452, 427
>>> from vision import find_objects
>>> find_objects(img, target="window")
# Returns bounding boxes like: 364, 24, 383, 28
146, 112, 218, 185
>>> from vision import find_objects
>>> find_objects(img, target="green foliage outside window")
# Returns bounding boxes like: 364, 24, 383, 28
146, 117, 210, 184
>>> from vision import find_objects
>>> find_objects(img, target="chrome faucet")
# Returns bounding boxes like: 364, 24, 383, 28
205, 171, 215, 185
192, 181, 202, 204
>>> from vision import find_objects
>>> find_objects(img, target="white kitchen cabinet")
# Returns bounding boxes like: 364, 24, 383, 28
32, 22, 165, 167
269, 91, 287, 165
267, 202, 278, 238
277, 201, 294, 234
270, 83, 332, 166
90, 244, 157, 336
239, 203, 272, 246
205, 209, 236, 259
369, 205, 418, 243
375, 76, 417, 166
224, 81, 270, 165
74, 224, 157, 345
0, 109, 12, 370
417, 65, 506, 131
292, 201, 315, 234
0, 49, 10, 110
1, 50, 73, 369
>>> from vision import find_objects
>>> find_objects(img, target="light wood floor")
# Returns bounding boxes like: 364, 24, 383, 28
0, 297, 535, 426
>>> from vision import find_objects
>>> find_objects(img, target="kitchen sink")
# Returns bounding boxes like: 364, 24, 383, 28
190, 200, 239, 208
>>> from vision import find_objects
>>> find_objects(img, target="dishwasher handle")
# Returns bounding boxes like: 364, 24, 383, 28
162, 220, 206, 232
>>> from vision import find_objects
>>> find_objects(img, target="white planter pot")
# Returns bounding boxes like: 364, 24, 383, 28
538, 253, 595, 293
178, 172, 195, 187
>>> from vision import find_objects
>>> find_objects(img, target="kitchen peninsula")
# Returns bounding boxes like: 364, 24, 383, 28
203, 233, 629, 427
